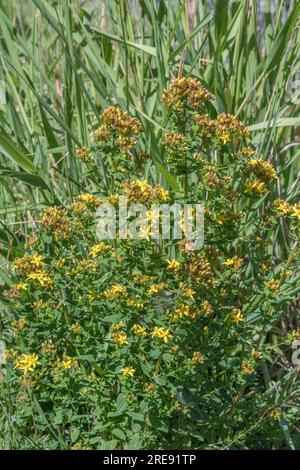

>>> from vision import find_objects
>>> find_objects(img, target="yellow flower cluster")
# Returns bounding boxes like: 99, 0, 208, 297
246, 159, 277, 183
273, 199, 300, 221
215, 113, 250, 144
148, 283, 165, 295
230, 308, 244, 324
265, 279, 280, 292
194, 113, 216, 139
163, 131, 187, 152
188, 255, 215, 286
15, 353, 39, 375
75, 146, 94, 163
151, 326, 172, 343
121, 366, 136, 378
224, 256, 244, 270
192, 351, 205, 365
40, 206, 72, 240
166, 259, 181, 271
103, 285, 127, 299
244, 179, 267, 196
162, 77, 213, 110
13, 253, 45, 274
112, 330, 128, 346
27, 270, 53, 287
96, 105, 142, 150
122, 180, 169, 204
132, 324, 147, 336
89, 242, 109, 258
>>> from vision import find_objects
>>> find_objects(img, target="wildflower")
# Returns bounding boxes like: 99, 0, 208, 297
15, 353, 39, 375
121, 367, 136, 378
200, 300, 214, 317
251, 349, 262, 359
69, 323, 81, 334
96, 106, 141, 150
163, 131, 187, 157
194, 113, 216, 139
32, 299, 47, 310
71, 442, 92, 450
76, 193, 101, 209
151, 326, 172, 343
75, 146, 94, 163
188, 255, 215, 286
162, 77, 213, 110
12, 318, 26, 331
273, 199, 292, 215
103, 285, 127, 299
230, 308, 244, 324
290, 203, 300, 221
126, 298, 144, 309
41, 339, 55, 354
89, 242, 109, 258
192, 352, 205, 365
268, 409, 281, 420
53, 258, 66, 269
240, 146, 255, 157
241, 360, 255, 375
245, 159, 277, 183
27, 270, 53, 287
224, 256, 244, 270
111, 331, 128, 346
40, 206, 72, 240
122, 180, 169, 204
244, 179, 267, 196
148, 283, 165, 295
3, 284, 27, 301
144, 382, 156, 393
166, 259, 181, 271
13, 253, 45, 274
265, 279, 280, 292
133, 274, 156, 284
179, 283, 195, 300
215, 113, 250, 144
132, 324, 147, 336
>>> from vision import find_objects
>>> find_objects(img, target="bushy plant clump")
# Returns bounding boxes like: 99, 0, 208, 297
1, 78, 300, 450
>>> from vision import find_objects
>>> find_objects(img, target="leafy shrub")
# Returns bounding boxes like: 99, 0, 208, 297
1, 78, 300, 450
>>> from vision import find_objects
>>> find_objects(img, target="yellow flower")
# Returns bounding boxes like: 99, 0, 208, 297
132, 324, 147, 336
148, 283, 165, 295
27, 270, 53, 287
290, 204, 300, 221
268, 409, 281, 421
62, 357, 73, 369
246, 159, 277, 182
76, 193, 101, 208
244, 180, 267, 196
230, 308, 244, 324
111, 331, 128, 346
192, 352, 205, 365
69, 323, 81, 334
12, 318, 26, 331
89, 243, 109, 258
179, 283, 195, 300
224, 256, 244, 269
121, 367, 136, 378
15, 353, 39, 375
104, 285, 127, 299
241, 360, 255, 375
265, 279, 280, 292
200, 300, 214, 317
151, 326, 172, 343
75, 146, 94, 163
166, 259, 181, 271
